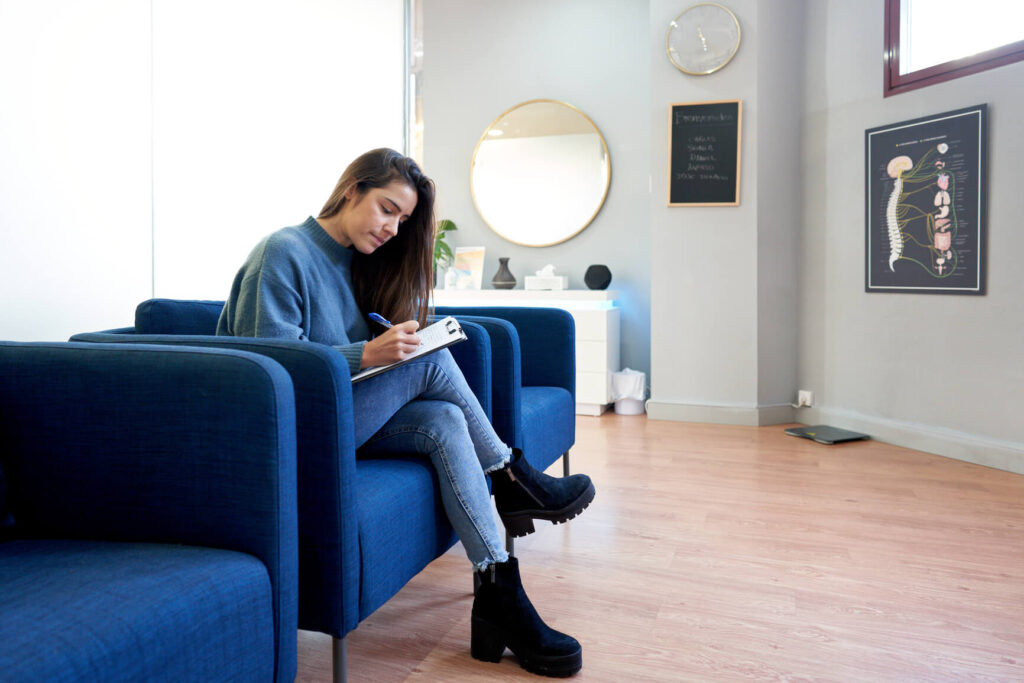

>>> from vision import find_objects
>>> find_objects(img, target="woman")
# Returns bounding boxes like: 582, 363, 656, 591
217, 148, 594, 677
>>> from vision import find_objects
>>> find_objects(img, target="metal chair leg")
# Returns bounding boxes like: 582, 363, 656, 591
562, 450, 570, 476
505, 530, 515, 556
332, 636, 347, 683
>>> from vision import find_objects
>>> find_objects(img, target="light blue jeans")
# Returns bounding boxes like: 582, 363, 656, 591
351, 349, 512, 570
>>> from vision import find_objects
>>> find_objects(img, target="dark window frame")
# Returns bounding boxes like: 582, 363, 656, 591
884, 0, 1024, 97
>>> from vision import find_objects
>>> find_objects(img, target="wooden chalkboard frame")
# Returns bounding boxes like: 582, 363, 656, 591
667, 100, 742, 207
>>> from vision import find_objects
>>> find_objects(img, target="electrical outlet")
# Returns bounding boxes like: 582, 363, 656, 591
797, 390, 813, 408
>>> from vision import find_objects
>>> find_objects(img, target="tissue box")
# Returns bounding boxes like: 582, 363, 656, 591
524, 275, 568, 291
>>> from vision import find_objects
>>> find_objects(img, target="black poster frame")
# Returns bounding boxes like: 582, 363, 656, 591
864, 104, 987, 295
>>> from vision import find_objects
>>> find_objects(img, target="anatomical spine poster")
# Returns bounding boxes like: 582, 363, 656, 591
865, 104, 986, 294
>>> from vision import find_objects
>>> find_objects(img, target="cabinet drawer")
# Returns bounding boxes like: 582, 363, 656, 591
576, 370, 610, 404
572, 310, 609, 341
576, 340, 612, 373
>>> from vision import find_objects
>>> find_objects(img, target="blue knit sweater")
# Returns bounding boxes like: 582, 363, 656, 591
216, 216, 370, 374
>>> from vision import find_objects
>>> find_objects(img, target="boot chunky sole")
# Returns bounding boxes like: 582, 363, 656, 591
471, 615, 583, 677
498, 481, 596, 538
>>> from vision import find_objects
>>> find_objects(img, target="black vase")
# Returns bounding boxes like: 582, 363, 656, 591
584, 264, 612, 290
491, 257, 516, 289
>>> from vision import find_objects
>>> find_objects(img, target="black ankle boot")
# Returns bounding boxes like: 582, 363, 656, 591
471, 557, 582, 677
491, 449, 595, 538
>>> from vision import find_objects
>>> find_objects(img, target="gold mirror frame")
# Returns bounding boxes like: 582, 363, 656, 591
470, 99, 611, 247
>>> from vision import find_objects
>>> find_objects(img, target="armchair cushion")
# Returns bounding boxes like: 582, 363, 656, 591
0, 540, 274, 683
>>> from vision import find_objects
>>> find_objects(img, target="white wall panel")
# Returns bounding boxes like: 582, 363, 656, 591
152, 0, 405, 301
0, 0, 152, 339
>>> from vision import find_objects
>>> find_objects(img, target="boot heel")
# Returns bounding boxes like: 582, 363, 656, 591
501, 514, 535, 538
471, 616, 507, 662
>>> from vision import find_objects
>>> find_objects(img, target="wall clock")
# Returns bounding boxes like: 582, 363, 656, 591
666, 3, 741, 75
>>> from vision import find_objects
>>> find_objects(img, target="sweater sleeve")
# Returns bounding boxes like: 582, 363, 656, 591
333, 343, 367, 375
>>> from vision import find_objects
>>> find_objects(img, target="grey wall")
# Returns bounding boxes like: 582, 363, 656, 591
421, 0, 651, 378
647, 0, 803, 425
756, 2, 803, 411
800, 0, 1024, 472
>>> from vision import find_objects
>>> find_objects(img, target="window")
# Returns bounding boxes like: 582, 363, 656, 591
884, 0, 1024, 96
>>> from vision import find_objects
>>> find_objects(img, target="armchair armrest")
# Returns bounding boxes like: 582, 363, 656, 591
0, 341, 298, 682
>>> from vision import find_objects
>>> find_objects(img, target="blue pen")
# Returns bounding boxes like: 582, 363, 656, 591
368, 312, 393, 328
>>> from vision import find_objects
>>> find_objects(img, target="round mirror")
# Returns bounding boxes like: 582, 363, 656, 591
470, 99, 611, 247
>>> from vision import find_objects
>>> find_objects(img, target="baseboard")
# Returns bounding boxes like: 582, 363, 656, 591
797, 406, 1024, 476
645, 401, 794, 426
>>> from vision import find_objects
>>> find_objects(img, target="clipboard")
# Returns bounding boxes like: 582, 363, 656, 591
350, 316, 467, 383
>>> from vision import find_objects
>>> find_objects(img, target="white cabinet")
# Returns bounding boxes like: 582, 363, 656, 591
432, 290, 620, 415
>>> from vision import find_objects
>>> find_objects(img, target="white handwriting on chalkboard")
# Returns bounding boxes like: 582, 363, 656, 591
685, 134, 720, 171
676, 172, 730, 182
676, 112, 735, 125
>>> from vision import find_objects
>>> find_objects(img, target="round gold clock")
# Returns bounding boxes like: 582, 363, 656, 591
666, 3, 741, 75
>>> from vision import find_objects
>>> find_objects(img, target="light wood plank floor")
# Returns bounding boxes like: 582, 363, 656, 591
296, 415, 1024, 682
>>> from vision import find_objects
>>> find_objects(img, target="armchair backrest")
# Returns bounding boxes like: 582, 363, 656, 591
135, 299, 224, 334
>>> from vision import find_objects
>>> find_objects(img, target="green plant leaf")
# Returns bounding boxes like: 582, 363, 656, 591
434, 218, 458, 268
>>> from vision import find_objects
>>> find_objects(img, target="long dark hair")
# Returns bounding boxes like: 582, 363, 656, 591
318, 148, 435, 328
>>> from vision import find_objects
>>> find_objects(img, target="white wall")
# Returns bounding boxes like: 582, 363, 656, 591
0, 1, 404, 340
421, 0, 652, 378
799, 0, 1024, 472
152, 0, 404, 300
0, 0, 152, 339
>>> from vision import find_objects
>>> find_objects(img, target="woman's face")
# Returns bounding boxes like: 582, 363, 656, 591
339, 179, 418, 254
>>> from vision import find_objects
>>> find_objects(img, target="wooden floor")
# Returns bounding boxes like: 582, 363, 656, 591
296, 415, 1024, 682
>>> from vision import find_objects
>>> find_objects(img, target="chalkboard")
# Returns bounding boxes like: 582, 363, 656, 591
668, 100, 742, 206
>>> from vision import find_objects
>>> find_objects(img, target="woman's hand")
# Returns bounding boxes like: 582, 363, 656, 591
360, 320, 421, 368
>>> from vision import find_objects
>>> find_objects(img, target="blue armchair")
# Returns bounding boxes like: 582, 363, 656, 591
0, 342, 298, 683
434, 306, 576, 477
72, 298, 494, 682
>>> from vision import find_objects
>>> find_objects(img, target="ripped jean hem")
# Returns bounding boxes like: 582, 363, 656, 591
473, 552, 509, 572
482, 453, 511, 475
